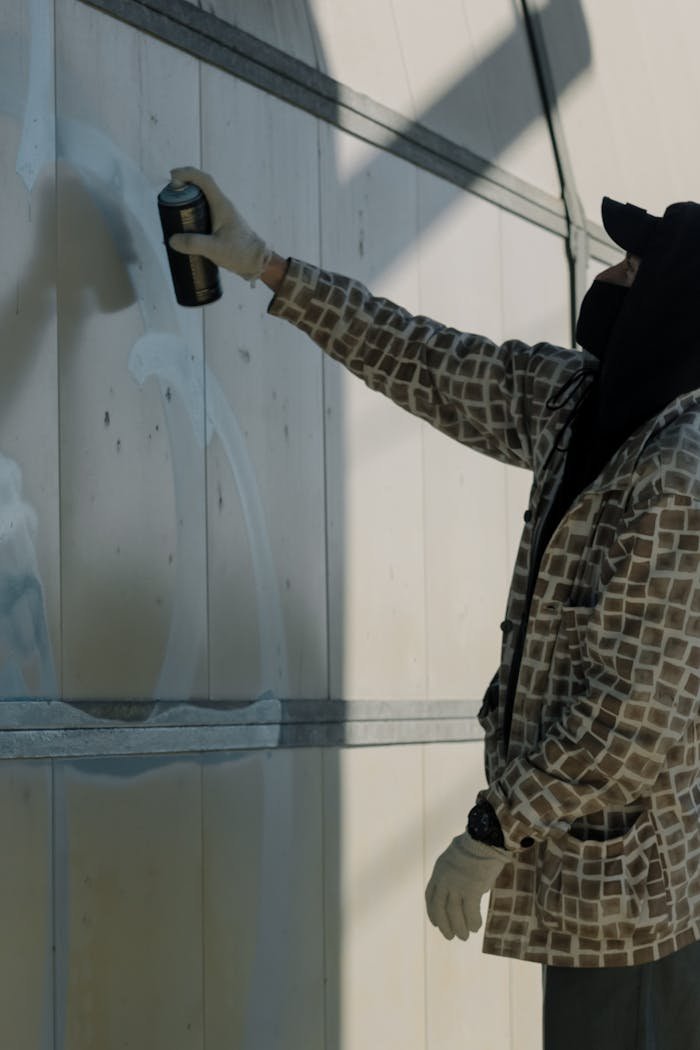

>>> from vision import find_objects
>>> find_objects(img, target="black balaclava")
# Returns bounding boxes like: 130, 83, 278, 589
588, 198, 700, 476
539, 197, 700, 556
574, 281, 629, 359
574, 197, 659, 362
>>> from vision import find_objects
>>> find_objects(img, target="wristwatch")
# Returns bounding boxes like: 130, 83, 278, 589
467, 799, 506, 849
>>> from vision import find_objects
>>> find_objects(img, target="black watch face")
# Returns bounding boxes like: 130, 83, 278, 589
469, 804, 491, 840
476, 811, 490, 836
469, 802, 503, 846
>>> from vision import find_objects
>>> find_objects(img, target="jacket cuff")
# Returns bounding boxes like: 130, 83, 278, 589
267, 258, 323, 323
479, 785, 538, 851
479, 775, 569, 852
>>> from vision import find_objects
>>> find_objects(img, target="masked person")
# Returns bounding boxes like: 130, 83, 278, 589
169, 166, 700, 1050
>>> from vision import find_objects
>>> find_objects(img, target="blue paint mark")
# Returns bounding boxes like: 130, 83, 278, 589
16, 0, 55, 192
0, 455, 57, 698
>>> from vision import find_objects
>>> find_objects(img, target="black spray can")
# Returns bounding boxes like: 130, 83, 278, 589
158, 180, 222, 307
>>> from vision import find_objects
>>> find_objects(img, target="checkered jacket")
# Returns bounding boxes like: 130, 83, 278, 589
270, 259, 700, 968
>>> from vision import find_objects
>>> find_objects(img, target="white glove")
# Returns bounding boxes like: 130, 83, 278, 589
167, 166, 271, 283
425, 831, 508, 941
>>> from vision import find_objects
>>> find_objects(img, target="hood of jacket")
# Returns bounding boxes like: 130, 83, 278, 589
544, 199, 700, 543
593, 199, 700, 470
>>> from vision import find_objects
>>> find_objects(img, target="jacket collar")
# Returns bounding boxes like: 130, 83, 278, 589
532, 384, 700, 527
586, 385, 700, 494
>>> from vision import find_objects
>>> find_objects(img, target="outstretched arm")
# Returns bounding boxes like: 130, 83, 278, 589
168, 165, 581, 470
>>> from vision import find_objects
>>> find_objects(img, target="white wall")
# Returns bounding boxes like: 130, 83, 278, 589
531, 0, 700, 222
3, 0, 668, 1047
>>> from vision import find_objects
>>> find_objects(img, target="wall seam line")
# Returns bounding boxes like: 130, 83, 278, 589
520, 0, 591, 335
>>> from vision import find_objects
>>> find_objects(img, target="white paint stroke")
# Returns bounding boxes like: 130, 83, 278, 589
16, 0, 55, 191
130, 333, 289, 696
0, 0, 61, 701
0, 454, 57, 698
55, 120, 209, 697
128, 334, 209, 699
204, 372, 290, 696
129, 334, 209, 448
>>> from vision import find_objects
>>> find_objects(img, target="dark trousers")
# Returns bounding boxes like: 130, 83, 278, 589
543, 940, 700, 1050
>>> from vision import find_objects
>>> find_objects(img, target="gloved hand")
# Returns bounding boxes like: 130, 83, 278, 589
425, 831, 509, 941
168, 166, 271, 283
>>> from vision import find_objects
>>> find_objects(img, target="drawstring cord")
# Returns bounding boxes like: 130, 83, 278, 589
545, 366, 596, 411
545, 367, 597, 453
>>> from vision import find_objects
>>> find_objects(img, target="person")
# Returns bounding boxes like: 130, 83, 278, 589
168, 166, 700, 1050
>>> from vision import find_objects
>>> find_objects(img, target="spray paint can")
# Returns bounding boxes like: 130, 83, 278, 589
158, 179, 222, 307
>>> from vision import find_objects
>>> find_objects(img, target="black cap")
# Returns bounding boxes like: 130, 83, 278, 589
601, 197, 660, 256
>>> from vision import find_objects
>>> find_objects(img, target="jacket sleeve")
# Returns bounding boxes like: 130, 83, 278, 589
483, 496, 700, 849
268, 259, 579, 471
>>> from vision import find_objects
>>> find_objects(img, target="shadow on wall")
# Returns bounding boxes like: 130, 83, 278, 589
341, 0, 590, 278
205, 0, 590, 280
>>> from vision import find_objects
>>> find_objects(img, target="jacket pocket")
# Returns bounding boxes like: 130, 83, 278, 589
535, 810, 671, 940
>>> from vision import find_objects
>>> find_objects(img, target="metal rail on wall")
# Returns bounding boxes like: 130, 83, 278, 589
0, 699, 483, 756
520, 0, 590, 340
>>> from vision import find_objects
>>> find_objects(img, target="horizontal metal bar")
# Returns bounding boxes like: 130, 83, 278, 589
0, 699, 483, 758
0, 697, 479, 727
79, 0, 568, 237
586, 221, 621, 265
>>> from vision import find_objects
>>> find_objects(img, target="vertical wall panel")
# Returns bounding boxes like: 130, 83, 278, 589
415, 177, 512, 701
533, 0, 700, 220
509, 957, 543, 1050
201, 71, 327, 702
320, 124, 428, 701
0, 0, 60, 698
424, 742, 524, 1050
0, 761, 53, 1050
202, 750, 325, 1050
499, 210, 571, 349
311, 0, 414, 117
56, 0, 208, 699
324, 746, 426, 1050
56, 757, 203, 1050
